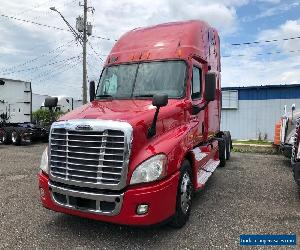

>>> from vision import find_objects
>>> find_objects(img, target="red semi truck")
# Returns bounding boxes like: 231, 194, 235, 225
38, 20, 232, 227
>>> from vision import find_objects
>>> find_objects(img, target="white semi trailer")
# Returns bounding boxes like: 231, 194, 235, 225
0, 78, 32, 123
41, 96, 75, 113
0, 78, 48, 145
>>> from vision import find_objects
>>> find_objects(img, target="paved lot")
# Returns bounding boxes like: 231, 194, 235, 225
0, 143, 299, 249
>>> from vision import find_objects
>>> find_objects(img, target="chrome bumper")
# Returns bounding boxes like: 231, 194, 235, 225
49, 181, 124, 216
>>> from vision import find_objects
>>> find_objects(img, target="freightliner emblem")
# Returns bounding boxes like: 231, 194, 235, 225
76, 125, 93, 131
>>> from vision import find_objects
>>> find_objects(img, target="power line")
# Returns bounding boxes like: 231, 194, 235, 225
34, 57, 81, 82
2, 10, 300, 47
3, 11, 300, 61
35, 62, 80, 83
87, 40, 104, 61
231, 35, 300, 46
0, 13, 116, 41
30, 55, 81, 81
1, 55, 80, 76
222, 49, 300, 58
0, 40, 74, 73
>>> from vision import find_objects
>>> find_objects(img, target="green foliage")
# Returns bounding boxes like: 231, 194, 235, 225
233, 140, 272, 145
32, 109, 64, 125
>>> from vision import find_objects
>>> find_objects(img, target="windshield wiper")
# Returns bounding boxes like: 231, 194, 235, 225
134, 94, 153, 98
95, 94, 113, 99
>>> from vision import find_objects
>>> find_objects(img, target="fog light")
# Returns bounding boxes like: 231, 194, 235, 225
136, 204, 149, 215
40, 187, 45, 197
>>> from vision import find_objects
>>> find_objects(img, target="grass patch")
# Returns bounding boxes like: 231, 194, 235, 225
232, 146, 279, 154
233, 140, 272, 145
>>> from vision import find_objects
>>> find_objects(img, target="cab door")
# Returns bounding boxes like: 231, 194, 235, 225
190, 59, 206, 146
207, 73, 220, 138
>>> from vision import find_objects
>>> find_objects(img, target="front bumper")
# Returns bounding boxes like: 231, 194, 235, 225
39, 171, 179, 226
293, 162, 300, 186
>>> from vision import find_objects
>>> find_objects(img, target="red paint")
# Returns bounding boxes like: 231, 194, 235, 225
41, 20, 224, 225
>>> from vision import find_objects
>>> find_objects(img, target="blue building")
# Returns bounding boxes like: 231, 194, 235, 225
221, 84, 300, 140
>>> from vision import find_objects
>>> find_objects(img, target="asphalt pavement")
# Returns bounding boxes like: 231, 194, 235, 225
0, 143, 299, 249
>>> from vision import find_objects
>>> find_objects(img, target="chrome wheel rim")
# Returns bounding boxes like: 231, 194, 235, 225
180, 172, 192, 214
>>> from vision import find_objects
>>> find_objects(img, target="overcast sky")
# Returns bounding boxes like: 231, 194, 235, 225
0, 0, 299, 99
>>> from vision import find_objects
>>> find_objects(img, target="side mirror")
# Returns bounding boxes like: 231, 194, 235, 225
44, 97, 58, 109
152, 94, 168, 108
148, 94, 168, 138
205, 73, 216, 102
90, 81, 96, 102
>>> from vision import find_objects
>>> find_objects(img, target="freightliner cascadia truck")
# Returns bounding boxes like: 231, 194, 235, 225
39, 20, 232, 228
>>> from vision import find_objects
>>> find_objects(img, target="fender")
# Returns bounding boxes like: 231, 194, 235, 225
127, 123, 196, 184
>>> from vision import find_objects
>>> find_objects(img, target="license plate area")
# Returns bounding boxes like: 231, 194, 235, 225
51, 190, 119, 215
69, 196, 97, 210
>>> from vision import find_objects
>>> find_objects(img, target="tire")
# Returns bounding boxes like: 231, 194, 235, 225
218, 136, 226, 167
169, 160, 193, 228
224, 131, 231, 160
11, 130, 22, 146
2, 130, 12, 145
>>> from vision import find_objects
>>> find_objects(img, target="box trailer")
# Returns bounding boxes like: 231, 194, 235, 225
0, 78, 48, 145
42, 96, 76, 113
0, 78, 32, 123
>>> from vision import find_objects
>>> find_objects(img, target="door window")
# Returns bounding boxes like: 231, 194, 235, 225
192, 66, 202, 100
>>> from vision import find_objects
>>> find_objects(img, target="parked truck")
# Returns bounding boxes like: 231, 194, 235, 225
41, 96, 76, 113
277, 104, 300, 158
274, 104, 300, 187
0, 78, 48, 145
38, 20, 232, 227
291, 117, 300, 187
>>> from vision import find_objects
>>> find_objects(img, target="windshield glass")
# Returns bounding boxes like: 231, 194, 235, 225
96, 61, 186, 99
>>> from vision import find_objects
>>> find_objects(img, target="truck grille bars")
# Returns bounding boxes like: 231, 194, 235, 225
49, 120, 133, 190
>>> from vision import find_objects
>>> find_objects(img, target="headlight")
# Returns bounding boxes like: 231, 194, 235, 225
40, 147, 49, 174
130, 154, 167, 185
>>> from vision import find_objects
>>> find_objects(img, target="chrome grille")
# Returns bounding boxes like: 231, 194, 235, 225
49, 120, 132, 190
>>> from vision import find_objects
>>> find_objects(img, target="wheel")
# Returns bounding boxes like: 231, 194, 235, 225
218, 136, 226, 167
11, 130, 22, 146
2, 130, 12, 145
224, 131, 231, 160
169, 160, 193, 228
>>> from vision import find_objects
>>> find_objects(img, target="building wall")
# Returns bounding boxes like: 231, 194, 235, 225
221, 85, 300, 140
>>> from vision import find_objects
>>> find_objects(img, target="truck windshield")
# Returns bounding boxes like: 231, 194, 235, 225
96, 61, 186, 99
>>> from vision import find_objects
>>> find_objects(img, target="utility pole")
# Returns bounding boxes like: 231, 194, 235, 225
50, 2, 94, 105
82, 0, 88, 104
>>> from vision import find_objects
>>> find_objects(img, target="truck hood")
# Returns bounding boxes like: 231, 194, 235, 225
60, 99, 187, 140
61, 99, 178, 122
